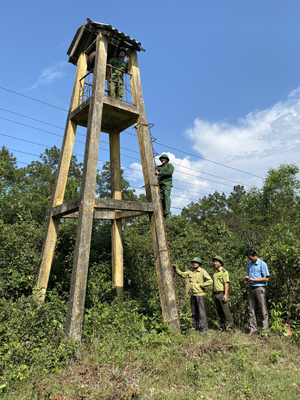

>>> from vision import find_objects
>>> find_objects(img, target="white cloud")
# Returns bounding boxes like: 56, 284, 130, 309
128, 153, 226, 212
185, 87, 300, 186
25, 61, 67, 91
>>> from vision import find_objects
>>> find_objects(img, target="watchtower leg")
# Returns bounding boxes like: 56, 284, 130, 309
35, 53, 88, 300
65, 34, 108, 340
128, 49, 180, 330
110, 132, 123, 295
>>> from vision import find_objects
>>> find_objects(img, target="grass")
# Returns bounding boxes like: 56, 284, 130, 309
3, 329, 300, 400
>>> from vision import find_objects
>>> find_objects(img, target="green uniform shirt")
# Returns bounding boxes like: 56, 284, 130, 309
213, 267, 230, 292
156, 163, 174, 187
175, 267, 213, 296
107, 57, 129, 82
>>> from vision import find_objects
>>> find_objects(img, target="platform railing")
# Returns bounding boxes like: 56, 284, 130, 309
79, 65, 133, 105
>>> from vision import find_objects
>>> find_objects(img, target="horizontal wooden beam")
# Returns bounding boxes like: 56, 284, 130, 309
52, 199, 79, 217
94, 198, 154, 212
115, 210, 148, 219
62, 210, 115, 220
94, 211, 115, 219
61, 212, 78, 219
55, 199, 153, 218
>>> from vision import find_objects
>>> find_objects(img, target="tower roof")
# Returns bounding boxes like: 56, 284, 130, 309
67, 18, 145, 65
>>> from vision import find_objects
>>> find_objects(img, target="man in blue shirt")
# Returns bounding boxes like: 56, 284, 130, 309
245, 250, 270, 337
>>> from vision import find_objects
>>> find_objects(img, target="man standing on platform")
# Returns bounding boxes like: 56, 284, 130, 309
155, 153, 174, 218
212, 255, 235, 333
245, 249, 270, 337
172, 257, 213, 334
107, 48, 130, 101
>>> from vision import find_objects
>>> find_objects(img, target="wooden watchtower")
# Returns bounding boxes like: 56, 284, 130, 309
36, 19, 180, 340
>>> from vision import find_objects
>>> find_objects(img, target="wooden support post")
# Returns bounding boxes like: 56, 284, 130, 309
128, 49, 180, 330
35, 52, 88, 300
110, 132, 123, 295
65, 33, 108, 340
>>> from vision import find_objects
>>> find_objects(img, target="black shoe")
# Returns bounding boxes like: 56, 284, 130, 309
216, 328, 225, 334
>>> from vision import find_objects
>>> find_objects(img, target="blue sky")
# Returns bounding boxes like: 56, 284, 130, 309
1, 0, 300, 212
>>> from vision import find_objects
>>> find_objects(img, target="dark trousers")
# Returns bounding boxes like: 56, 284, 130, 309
248, 286, 269, 332
108, 80, 124, 100
159, 185, 171, 214
214, 292, 234, 329
190, 295, 208, 331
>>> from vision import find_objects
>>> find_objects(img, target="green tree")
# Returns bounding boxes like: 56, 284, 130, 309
0, 146, 22, 192
181, 191, 227, 222
262, 164, 300, 223
22, 146, 83, 201
96, 161, 139, 201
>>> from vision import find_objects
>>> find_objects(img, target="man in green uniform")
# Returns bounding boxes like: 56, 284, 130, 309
172, 257, 213, 334
155, 153, 174, 217
212, 255, 235, 333
107, 48, 130, 101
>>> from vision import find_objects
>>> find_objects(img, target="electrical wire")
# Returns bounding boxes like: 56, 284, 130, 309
2, 131, 232, 195
0, 107, 65, 130
0, 87, 263, 179
5, 147, 219, 207
0, 86, 68, 112
124, 130, 263, 179
1, 112, 250, 187
0, 126, 238, 189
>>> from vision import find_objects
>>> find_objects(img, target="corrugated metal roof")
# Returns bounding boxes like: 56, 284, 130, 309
67, 18, 145, 65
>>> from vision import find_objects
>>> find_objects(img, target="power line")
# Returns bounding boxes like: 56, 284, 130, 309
7, 152, 201, 206
123, 129, 263, 179
3, 132, 233, 196
0, 107, 65, 130
113, 182, 202, 205
1, 106, 246, 187
0, 87, 68, 112
0, 116, 86, 138
122, 164, 231, 194
0, 118, 238, 189
0, 87, 262, 180
122, 174, 220, 198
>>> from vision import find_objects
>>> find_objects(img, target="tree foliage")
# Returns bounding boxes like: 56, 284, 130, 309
1, 148, 300, 391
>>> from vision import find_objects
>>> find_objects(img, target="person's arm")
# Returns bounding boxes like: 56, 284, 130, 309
245, 276, 269, 283
223, 282, 229, 302
244, 264, 250, 281
202, 271, 213, 288
223, 271, 229, 301
171, 264, 190, 278
157, 164, 174, 178
107, 59, 114, 78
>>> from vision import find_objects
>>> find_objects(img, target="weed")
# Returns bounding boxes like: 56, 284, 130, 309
270, 350, 280, 364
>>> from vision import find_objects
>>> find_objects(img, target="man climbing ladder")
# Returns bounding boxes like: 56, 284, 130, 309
155, 153, 174, 217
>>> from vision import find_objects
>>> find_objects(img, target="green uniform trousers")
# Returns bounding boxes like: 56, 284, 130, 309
159, 185, 171, 214
214, 292, 234, 329
108, 80, 124, 100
